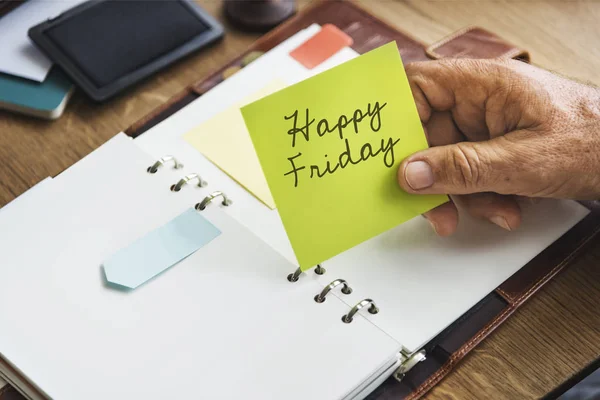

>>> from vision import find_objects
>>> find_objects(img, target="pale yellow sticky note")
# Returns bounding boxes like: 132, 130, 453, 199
241, 42, 448, 270
183, 80, 287, 209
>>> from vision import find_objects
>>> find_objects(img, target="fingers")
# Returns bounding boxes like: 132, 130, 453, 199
423, 201, 459, 236
403, 59, 544, 197
423, 193, 522, 236
406, 59, 498, 131
405, 58, 510, 111
403, 58, 600, 206
458, 193, 522, 231
406, 59, 537, 139
423, 111, 464, 147
516, 195, 541, 205
398, 134, 537, 196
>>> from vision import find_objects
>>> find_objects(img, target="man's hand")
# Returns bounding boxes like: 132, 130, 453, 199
397, 59, 600, 236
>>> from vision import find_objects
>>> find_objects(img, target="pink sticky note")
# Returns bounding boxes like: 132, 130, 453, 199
290, 24, 354, 69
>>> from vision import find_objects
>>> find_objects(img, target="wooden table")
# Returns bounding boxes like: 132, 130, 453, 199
1, 1, 599, 399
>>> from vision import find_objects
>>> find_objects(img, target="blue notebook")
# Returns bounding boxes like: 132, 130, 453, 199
0, 66, 74, 119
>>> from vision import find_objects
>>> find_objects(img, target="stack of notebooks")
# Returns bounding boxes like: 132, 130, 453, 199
0, 0, 81, 119
1, 2, 599, 400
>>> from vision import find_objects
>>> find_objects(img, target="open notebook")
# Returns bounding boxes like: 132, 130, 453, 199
134, 24, 589, 352
0, 22, 592, 400
0, 134, 403, 400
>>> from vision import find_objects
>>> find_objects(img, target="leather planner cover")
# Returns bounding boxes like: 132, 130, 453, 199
2, 1, 599, 399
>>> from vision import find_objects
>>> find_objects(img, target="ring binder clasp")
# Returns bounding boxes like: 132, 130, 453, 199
393, 350, 426, 382
171, 173, 208, 192
195, 191, 233, 210
286, 264, 326, 282
287, 267, 302, 282
342, 299, 379, 323
147, 155, 184, 173
314, 279, 352, 303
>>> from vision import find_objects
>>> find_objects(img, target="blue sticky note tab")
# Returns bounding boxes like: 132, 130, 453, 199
102, 208, 221, 289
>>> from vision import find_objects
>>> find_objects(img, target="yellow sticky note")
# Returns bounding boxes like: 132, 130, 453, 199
241, 42, 448, 270
183, 80, 287, 209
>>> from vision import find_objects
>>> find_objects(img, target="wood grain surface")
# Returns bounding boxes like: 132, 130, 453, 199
0, 1, 599, 399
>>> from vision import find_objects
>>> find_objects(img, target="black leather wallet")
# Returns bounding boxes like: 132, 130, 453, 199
0, 0, 25, 18
28, 0, 223, 102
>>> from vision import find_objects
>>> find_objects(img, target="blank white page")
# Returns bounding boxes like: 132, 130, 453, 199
0, 0, 85, 81
312, 199, 589, 351
0, 177, 52, 215
0, 178, 54, 400
0, 134, 401, 399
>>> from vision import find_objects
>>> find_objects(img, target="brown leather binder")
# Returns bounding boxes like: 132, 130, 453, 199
1, 1, 598, 399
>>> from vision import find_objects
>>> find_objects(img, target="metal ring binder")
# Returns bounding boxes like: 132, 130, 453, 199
195, 191, 233, 210
287, 267, 302, 282
393, 350, 426, 382
286, 264, 326, 282
147, 155, 184, 173
314, 279, 352, 303
342, 299, 379, 323
171, 173, 208, 192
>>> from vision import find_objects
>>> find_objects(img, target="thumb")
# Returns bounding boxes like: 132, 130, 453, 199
398, 136, 530, 196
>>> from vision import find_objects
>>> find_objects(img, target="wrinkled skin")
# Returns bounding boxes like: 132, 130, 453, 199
397, 58, 600, 236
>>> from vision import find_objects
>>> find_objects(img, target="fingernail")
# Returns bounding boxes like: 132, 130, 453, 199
405, 161, 434, 190
422, 215, 440, 234
490, 216, 512, 231
427, 219, 440, 234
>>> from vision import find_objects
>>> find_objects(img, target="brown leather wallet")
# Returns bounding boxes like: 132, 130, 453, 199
0, 1, 597, 400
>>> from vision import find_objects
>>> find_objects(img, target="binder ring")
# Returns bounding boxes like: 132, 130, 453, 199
171, 173, 208, 192
314, 279, 352, 303
342, 299, 379, 323
195, 191, 233, 210
287, 267, 302, 282
287, 264, 326, 283
147, 156, 184, 173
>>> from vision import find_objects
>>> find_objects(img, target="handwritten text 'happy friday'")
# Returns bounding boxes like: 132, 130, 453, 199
283, 101, 400, 187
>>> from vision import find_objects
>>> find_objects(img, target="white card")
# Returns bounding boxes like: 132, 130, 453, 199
0, 0, 85, 82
